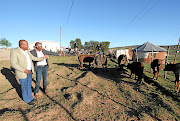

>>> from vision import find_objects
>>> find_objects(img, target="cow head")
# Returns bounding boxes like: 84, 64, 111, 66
164, 63, 174, 71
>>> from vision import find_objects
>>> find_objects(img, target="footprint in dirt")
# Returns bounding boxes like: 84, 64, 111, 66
64, 93, 71, 100
71, 93, 83, 109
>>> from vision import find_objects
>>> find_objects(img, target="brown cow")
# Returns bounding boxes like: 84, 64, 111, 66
78, 54, 95, 69
151, 59, 162, 80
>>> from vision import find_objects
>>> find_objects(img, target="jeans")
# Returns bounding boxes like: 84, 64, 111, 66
19, 72, 33, 103
35, 65, 48, 93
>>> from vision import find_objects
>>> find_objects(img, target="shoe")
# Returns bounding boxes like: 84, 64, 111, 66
27, 101, 35, 105
31, 99, 38, 103
45, 90, 48, 95
34, 93, 38, 98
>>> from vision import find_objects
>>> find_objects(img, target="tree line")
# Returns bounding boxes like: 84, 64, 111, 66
70, 38, 110, 53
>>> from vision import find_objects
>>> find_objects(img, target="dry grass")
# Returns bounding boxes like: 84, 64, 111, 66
0, 55, 180, 121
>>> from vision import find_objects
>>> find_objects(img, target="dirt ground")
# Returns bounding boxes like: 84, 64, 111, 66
0, 49, 11, 60
0, 56, 180, 121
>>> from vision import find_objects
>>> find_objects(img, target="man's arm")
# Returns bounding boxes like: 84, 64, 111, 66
28, 51, 47, 61
43, 49, 59, 56
10, 50, 24, 72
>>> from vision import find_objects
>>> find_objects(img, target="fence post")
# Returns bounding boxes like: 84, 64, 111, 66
150, 49, 153, 72
164, 46, 170, 79
136, 49, 138, 62
174, 38, 180, 64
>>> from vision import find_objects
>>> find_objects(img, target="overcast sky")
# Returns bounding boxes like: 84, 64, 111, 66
0, 0, 180, 48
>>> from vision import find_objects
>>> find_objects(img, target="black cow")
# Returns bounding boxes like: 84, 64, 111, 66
127, 62, 144, 84
164, 63, 180, 93
118, 54, 127, 73
151, 59, 162, 80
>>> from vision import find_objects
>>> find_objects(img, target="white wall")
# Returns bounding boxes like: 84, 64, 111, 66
134, 52, 159, 59
29, 40, 60, 52
115, 49, 131, 59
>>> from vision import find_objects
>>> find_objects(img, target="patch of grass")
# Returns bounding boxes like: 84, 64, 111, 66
0, 55, 180, 120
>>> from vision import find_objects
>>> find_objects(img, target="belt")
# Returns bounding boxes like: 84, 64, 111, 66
37, 65, 47, 67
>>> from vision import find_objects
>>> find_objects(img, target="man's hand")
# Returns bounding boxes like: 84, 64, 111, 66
43, 55, 49, 59
24, 70, 31, 74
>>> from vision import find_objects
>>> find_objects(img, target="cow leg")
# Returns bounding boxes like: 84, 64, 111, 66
121, 65, 124, 74
178, 75, 180, 93
130, 71, 132, 78
176, 81, 179, 93
152, 68, 155, 79
140, 79, 143, 85
155, 72, 158, 80
136, 79, 142, 85
156, 71, 160, 80
79, 58, 84, 69
79, 62, 83, 69
88, 62, 91, 69
175, 74, 179, 93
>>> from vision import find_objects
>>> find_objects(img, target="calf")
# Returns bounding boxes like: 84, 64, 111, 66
151, 59, 162, 80
127, 62, 144, 84
118, 54, 127, 73
164, 63, 180, 93
78, 54, 95, 69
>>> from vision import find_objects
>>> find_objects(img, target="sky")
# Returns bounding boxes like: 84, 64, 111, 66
0, 0, 180, 48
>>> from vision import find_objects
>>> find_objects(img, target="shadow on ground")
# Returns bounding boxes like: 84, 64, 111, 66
1, 67, 22, 98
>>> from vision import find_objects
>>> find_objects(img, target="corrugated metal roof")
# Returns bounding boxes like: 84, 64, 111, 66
132, 41, 167, 52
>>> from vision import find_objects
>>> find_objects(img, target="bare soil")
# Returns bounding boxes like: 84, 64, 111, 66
0, 49, 11, 60
0, 56, 180, 121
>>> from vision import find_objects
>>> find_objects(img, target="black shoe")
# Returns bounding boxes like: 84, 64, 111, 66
27, 101, 35, 105
31, 99, 38, 103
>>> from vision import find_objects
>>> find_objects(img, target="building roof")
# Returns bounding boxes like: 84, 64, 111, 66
132, 41, 167, 52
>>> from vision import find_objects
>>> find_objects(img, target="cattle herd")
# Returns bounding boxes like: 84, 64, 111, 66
78, 54, 180, 93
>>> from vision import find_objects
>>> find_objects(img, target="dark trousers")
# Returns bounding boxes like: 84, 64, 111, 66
35, 65, 48, 93
19, 72, 33, 103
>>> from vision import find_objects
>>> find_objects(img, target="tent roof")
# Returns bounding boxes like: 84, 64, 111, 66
132, 41, 167, 52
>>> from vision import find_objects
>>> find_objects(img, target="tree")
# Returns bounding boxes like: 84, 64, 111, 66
75, 38, 82, 50
0, 38, 12, 48
84, 42, 91, 51
100, 41, 110, 53
70, 40, 75, 49
91, 41, 99, 52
